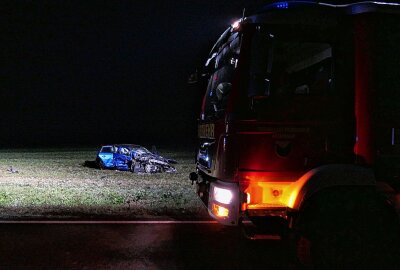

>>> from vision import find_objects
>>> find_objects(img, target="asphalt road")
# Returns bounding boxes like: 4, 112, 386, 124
0, 222, 295, 270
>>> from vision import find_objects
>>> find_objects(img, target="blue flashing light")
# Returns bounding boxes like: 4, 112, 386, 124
261, 1, 317, 12
275, 2, 289, 9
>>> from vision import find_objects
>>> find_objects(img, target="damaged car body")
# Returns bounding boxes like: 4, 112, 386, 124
96, 144, 177, 173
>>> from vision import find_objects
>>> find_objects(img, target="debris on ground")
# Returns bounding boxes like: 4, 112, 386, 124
7, 166, 19, 173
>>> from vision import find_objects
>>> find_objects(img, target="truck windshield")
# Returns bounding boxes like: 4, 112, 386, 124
251, 35, 335, 122
271, 41, 332, 95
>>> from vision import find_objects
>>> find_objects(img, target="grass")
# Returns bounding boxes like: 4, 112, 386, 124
0, 148, 208, 220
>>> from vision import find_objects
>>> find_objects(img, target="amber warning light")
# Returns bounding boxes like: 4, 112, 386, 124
231, 19, 241, 29
212, 203, 229, 218
241, 172, 309, 210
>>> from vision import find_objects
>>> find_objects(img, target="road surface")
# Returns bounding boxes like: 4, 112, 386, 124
0, 221, 295, 270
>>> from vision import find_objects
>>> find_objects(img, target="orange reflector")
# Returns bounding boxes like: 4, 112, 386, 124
212, 203, 229, 217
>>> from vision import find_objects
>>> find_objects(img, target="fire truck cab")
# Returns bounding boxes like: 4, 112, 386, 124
190, 0, 400, 244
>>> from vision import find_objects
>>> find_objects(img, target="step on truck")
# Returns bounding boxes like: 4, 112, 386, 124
189, 1, 400, 267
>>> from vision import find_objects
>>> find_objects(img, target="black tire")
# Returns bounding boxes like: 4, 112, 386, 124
293, 186, 400, 270
96, 158, 105, 170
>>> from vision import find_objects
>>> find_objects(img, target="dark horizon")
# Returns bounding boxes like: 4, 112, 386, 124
3, 0, 360, 148
3, 0, 264, 148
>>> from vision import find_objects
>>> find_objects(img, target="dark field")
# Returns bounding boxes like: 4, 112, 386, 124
0, 148, 207, 220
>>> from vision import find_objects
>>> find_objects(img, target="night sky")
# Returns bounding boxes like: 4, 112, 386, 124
3, 0, 271, 147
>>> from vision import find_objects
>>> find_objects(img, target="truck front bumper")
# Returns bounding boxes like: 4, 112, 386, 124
207, 176, 300, 226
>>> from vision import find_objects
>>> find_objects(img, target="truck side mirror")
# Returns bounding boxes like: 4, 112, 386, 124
212, 82, 232, 114
248, 31, 274, 98
216, 82, 232, 101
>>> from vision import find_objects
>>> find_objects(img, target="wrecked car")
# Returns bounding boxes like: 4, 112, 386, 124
95, 144, 177, 173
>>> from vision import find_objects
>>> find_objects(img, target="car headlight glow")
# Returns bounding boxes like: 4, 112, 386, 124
213, 186, 233, 205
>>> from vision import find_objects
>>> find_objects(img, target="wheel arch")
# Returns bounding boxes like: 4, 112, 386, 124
291, 164, 376, 211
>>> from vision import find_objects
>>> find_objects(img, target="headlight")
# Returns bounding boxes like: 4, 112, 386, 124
213, 186, 233, 204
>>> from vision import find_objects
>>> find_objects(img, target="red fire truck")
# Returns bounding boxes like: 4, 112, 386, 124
190, 1, 400, 266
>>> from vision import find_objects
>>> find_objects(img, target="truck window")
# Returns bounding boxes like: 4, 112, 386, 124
254, 38, 334, 121
203, 34, 240, 120
272, 41, 332, 96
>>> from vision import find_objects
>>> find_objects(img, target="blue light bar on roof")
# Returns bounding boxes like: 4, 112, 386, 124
275, 2, 289, 9
262, 1, 317, 12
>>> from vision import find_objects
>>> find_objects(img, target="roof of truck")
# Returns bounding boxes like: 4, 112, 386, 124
258, 1, 400, 15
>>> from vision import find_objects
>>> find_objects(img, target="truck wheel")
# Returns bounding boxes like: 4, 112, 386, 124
293, 186, 400, 269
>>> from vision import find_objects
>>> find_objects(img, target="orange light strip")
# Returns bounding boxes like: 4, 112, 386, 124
240, 172, 309, 210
